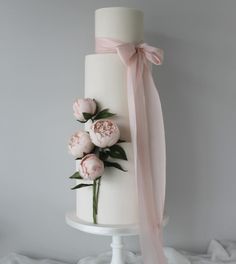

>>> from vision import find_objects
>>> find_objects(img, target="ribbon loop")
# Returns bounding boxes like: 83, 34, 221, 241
96, 38, 166, 264
138, 43, 164, 65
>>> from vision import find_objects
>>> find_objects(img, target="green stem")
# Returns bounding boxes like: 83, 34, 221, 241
96, 178, 101, 215
93, 180, 97, 224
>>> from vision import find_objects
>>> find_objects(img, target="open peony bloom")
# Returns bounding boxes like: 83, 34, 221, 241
68, 131, 94, 159
89, 119, 120, 148
73, 98, 96, 122
79, 154, 104, 180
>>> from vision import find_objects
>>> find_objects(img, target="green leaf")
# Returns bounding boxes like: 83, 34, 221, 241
94, 108, 115, 120
117, 139, 126, 143
82, 112, 93, 120
99, 150, 110, 161
104, 161, 127, 172
71, 183, 93, 190
69, 171, 83, 179
76, 119, 87, 123
109, 144, 128, 160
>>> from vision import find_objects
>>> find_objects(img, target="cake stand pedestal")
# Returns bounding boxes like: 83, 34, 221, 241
66, 211, 168, 264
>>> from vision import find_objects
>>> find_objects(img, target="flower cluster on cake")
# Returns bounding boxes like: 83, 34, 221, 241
68, 98, 127, 224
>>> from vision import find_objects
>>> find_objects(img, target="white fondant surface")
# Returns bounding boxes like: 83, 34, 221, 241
95, 7, 143, 43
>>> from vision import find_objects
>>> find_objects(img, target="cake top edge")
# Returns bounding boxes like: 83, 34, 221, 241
96, 7, 143, 16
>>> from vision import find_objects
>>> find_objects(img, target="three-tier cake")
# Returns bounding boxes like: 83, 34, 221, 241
75, 7, 143, 225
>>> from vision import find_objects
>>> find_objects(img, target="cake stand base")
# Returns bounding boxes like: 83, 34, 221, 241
66, 211, 168, 264
66, 212, 140, 264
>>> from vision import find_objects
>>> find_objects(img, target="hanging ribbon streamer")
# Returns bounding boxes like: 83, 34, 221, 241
96, 38, 166, 264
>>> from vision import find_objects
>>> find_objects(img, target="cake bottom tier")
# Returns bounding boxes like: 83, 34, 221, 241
76, 143, 139, 225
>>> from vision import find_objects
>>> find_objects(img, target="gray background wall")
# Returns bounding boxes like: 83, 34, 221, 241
0, 0, 235, 262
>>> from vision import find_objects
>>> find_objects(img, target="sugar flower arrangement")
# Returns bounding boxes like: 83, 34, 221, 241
68, 98, 127, 224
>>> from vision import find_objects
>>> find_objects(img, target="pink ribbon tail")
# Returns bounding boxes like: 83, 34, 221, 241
96, 38, 167, 264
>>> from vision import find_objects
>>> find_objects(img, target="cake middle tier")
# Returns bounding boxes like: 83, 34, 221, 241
85, 53, 130, 141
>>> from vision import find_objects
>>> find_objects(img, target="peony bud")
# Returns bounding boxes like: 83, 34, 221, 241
73, 98, 96, 122
79, 154, 104, 180
89, 119, 120, 148
68, 131, 94, 159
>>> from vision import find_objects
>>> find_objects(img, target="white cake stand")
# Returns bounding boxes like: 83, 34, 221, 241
66, 211, 168, 264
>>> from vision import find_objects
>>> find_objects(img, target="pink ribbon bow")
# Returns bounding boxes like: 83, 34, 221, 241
96, 38, 166, 264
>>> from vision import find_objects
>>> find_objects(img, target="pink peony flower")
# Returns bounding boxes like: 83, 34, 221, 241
89, 119, 120, 148
73, 98, 96, 121
79, 154, 104, 180
68, 131, 94, 158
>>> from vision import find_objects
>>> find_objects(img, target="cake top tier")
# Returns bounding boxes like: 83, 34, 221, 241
95, 7, 144, 43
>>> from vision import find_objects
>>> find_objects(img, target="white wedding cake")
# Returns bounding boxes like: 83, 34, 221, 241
75, 7, 144, 225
